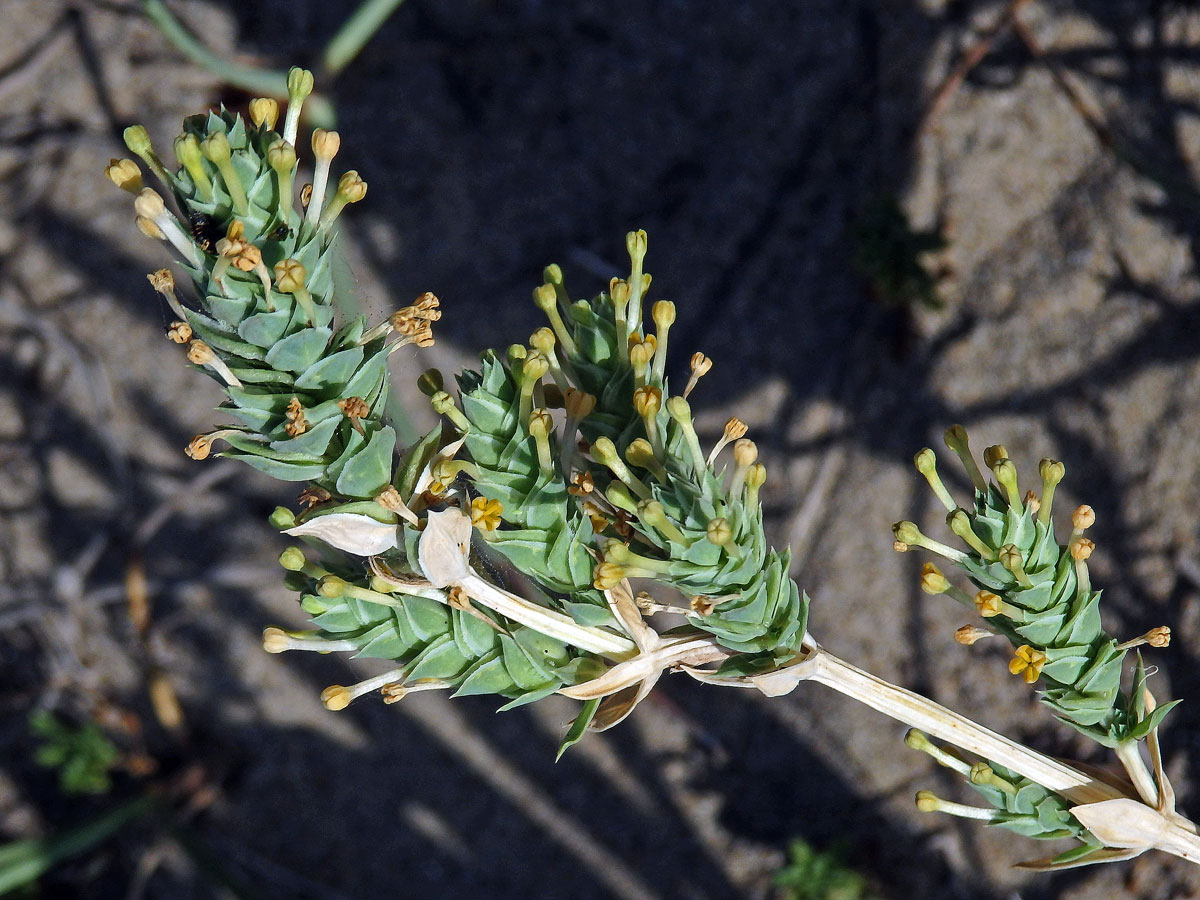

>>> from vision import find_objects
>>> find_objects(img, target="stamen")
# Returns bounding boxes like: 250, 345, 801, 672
529, 327, 566, 385
998, 544, 1032, 587
915, 790, 998, 821
147, 268, 189, 320
200, 131, 248, 216
989, 457, 1023, 513
705, 517, 742, 558
105, 158, 143, 194
317, 170, 367, 231
625, 229, 648, 334
122, 125, 171, 190
519, 353, 549, 428
955, 625, 997, 645
528, 408, 555, 476
943, 425, 988, 493
629, 339, 651, 387
321, 668, 407, 711
744, 463, 767, 508
285, 396, 309, 436
982, 444, 1009, 469
969, 763, 1017, 795
187, 340, 243, 387
1116, 626, 1171, 651
267, 139, 297, 221
262, 627, 357, 654
625, 438, 667, 481
283, 66, 315, 147
172, 134, 212, 200
609, 278, 631, 344
376, 485, 420, 526
891, 521, 969, 564
683, 352, 712, 399
133, 189, 203, 266
249, 98, 279, 131
650, 300, 674, 383
306, 129, 341, 229
184, 428, 240, 460
532, 283, 578, 357
946, 509, 997, 561
974, 590, 1021, 619
273, 258, 317, 323
637, 500, 689, 545
381, 679, 453, 704
665, 396, 708, 479
338, 396, 371, 437
914, 448, 957, 512
707, 417, 748, 466
591, 437, 652, 500
633, 386, 662, 453
1037, 459, 1064, 526
727, 438, 757, 498
904, 729, 972, 775
430, 391, 472, 434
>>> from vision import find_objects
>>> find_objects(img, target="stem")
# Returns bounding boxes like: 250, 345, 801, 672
139, 0, 336, 127
321, 0, 408, 78
802, 645, 1122, 805
1116, 740, 1160, 808
459, 572, 636, 659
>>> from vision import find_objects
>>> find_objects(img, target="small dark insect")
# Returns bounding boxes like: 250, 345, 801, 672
187, 210, 223, 252
268, 223, 292, 241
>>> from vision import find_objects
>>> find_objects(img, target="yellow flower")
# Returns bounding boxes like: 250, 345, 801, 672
470, 497, 503, 532
1008, 645, 1046, 684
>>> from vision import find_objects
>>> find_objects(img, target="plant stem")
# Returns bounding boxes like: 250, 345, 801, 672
321, 0, 408, 78
1115, 740, 1161, 808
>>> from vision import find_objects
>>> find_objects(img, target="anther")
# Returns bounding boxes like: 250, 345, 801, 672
105, 158, 143, 193
284, 396, 308, 437
249, 98, 279, 131
707, 417, 748, 466
973, 590, 1020, 619
166, 321, 192, 343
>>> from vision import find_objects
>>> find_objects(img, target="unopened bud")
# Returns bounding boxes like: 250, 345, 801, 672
249, 98, 279, 129
105, 158, 142, 192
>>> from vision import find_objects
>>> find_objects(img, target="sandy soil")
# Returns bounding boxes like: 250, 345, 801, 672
3, 1, 1200, 898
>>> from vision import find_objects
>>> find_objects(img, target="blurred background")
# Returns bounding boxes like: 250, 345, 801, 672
2, 0, 1200, 897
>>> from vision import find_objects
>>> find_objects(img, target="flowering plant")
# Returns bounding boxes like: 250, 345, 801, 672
110, 68, 1200, 873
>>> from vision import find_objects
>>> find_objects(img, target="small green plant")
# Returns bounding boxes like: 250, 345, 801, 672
851, 194, 947, 310
106, 68, 1199, 878
774, 839, 876, 900
29, 711, 120, 797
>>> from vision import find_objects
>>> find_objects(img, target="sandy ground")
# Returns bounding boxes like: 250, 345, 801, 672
3, 1, 1200, 898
